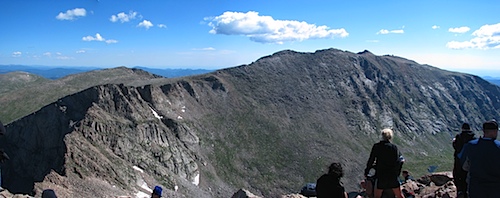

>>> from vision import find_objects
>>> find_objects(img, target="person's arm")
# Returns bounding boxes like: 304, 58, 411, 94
344, 191, 348, 198
365, 145, 377, 176
458, 143, 470, 171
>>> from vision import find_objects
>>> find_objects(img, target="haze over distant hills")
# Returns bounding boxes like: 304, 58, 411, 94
0, 65, 214, 79
1, 48, 500, 197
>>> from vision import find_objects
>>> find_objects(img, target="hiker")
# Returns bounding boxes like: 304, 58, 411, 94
151, 185, 162, 198
365, 128, 405, 198
41, 189, 58, 198
401, 170, 414, 183
452, 123, 475, 197
459, 120, 500, 198
315, 162, 348, 198
0, 121, 10, 191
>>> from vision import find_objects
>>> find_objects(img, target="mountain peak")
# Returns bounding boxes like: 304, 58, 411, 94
357, 49, 373, 55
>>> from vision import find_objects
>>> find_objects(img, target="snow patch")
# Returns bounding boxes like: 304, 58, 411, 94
181, 106, 186, 112
192, 173, 200, 186
135, 191, 150, 198
139, 181, 151, 192
150, 107, 163, 120
132, 166, 144, 173
177, 115, 183, 120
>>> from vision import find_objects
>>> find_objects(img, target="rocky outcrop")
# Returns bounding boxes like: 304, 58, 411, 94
0, 83, 207, 196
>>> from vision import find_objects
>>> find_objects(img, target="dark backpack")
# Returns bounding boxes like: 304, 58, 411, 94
453, 132, 475, 157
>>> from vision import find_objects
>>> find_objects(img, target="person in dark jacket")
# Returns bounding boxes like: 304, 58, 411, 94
316, 162, 348, 198
41, 189, 58, 198
459, 120, 500, 198
0, 121, 10, 191
365, 128, 404, 198
452, 123, 475, 197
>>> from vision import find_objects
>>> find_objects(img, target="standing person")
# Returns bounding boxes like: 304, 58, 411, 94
365, 128, 404, 198
459, 120, 500, 198
452, 123, 475, 197
315, 162, 348, 198
0, 121, 10, 191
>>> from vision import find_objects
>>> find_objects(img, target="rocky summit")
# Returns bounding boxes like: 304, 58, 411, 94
1, 48, 499, 197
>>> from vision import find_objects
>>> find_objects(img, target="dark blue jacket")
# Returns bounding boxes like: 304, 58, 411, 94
459, 137, 500, 197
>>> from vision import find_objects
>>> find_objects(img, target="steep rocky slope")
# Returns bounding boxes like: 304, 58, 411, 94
1, 48, 499, 197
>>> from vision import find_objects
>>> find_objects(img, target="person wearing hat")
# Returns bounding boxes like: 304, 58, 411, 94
452, 123, 475, 197
459, 120, 500, 198
151, 186, 162, 198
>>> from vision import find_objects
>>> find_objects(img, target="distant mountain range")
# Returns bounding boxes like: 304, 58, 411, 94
482, 76, 500, 86
0, 65, 214, 79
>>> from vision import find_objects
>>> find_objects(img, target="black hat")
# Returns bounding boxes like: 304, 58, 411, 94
461, 123, 472, 132
483, 120, 498, 130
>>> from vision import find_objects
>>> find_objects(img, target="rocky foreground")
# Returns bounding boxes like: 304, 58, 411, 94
0, 171, 457, 198
231, 172, 457, 198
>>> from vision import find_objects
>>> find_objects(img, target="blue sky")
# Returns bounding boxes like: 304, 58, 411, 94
1, 0, 500, 76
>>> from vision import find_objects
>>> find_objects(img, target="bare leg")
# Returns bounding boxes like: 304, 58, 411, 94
391, 187, 404, 198
374, 188, 383, 198
365, 180, 374, 198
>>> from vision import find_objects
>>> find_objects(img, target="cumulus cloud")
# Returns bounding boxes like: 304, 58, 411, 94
377, 29, 404, 34
448, 26, 470, 33
432, 25, 440, 29
82, 33, 118, 44
110, 11, 138, 23
205, 11, 348, 44
157, 24, 167, 28
446, 23, 500, 49
43, 52, 51, 56
56, 8, 86, 20
12, 51, 22, 57
76, 50, 86, 53
137, 20, 153, 29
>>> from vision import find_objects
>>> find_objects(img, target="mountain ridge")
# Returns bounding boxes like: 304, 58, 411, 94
1, 48, 500, 197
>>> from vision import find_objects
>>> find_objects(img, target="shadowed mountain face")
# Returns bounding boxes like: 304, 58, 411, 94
1, 48, 499, 197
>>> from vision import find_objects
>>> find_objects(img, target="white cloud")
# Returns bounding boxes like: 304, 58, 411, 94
432, 25, 440, 29
43, 52, 51, 56
56, 8, 86, 21
12, 51, 22, 57
192, 47, 216, 51
137, 20, 153, 29
76, 50, 86, 53
448, 26, 470, 33
105, 39, 118, 44
205, 11, 348, 44
110, 11, 138, 23
377, 29, 404, 34
446, 23, 500, 50
82, 33, 118, 44
157, 24, 167, 28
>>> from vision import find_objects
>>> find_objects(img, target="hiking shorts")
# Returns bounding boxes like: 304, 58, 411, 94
375, 176, 400, 189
